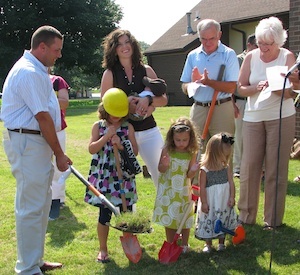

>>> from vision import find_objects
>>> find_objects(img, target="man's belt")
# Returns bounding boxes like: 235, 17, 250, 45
235, 95, 247, 101
8, 128, 41, 135
195, 97, 231, 107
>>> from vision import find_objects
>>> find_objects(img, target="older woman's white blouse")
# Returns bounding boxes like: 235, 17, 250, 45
243, 48, 295, 122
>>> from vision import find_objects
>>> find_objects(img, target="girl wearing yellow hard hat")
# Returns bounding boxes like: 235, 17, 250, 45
84, 87, 139, 263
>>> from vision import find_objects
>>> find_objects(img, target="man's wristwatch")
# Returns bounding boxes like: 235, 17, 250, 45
146, 95, 153, 106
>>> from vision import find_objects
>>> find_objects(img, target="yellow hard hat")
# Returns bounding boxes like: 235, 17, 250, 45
102, 88, 128, 117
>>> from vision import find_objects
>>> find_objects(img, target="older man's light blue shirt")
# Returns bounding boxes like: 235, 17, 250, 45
180, 42, 239, 103
1, 50, 61, 131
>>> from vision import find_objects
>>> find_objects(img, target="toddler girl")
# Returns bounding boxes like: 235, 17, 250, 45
195, 132, 238, 252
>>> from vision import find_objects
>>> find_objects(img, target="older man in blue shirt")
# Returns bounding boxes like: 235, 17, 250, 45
181, 19, 239, 148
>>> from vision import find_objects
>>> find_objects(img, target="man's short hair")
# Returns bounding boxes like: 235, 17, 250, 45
197, 19, 221, 35
247, 33, 256, 45
31, 25, 63, 49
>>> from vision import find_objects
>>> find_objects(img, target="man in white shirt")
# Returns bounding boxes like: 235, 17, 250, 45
1, 25, 72, 275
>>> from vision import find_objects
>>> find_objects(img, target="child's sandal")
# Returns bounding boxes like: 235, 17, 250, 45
181, 244, 190, 253
97, 251, 110, 263
294, 175, 300, 182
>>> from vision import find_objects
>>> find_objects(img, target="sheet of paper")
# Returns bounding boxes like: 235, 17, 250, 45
266, 66, 291, 91
187, 82, 206, 98
254, 86, 272, 108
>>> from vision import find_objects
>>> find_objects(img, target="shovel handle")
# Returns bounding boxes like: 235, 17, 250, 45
113, 144, 128, 212
201, 90, 218, 141
198, 64, 226, 161
214, 219, 235, 236
220, 225, 235, 236
70, 165, 118, 216
201, 64, 225, 141
175, 200, 194, 236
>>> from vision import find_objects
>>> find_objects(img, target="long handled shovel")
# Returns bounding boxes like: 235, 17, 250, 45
113, 144, 142, 264
194, 64, 226, 214
214, 219, 246, 245
70, 165, 118, 215
197, 64, 226, 160
70, 165, 142, 262
158, 199, 194, 264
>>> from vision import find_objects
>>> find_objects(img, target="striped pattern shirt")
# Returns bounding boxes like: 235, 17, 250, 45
0, 50, 61, 131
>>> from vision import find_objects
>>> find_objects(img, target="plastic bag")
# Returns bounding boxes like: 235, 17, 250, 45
119, 139, 142, 176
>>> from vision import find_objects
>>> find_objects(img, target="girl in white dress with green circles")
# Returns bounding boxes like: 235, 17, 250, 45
153, 117, 199, 253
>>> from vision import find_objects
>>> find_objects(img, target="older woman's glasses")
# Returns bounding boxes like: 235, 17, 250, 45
172, 124, 190, 132
221, 133, 234, 145
257, 41, 274, 47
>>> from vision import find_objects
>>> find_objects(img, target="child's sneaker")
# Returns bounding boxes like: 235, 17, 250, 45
202, 244, 212, 253
181, 244, 190, 254
217, 244, 226, 251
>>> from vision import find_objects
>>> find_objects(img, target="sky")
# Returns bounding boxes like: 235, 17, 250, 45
114, 0, 201, 45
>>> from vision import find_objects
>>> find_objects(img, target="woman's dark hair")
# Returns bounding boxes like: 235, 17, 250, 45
101, 29, 143, 70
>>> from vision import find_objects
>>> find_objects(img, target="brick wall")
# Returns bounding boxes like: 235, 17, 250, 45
289, 0, 300, 138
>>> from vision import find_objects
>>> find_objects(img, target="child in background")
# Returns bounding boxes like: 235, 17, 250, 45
195, 132, 238, 253
84, 88, 138, 263
153, 117, 199, 253
48, 69, 70, 211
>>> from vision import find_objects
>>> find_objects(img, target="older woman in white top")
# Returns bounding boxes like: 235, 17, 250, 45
237, 16, 300, 229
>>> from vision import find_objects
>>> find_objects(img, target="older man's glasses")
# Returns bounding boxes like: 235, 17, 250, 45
200, 36, 218, 43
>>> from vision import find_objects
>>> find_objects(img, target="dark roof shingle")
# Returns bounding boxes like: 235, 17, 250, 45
145, 0, 289, 54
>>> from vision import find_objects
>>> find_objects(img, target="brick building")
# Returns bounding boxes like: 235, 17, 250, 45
145, 0, 300, 137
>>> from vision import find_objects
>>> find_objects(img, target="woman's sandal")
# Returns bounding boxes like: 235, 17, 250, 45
263, 223, 285, 231
263, 225, 274, 231
97, 251, 110, 263
294, 175, 300, 182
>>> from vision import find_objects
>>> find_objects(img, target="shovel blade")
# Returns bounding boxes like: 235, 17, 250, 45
232, 225, 246, 245
120, 234, 142, 263
158, 240, 183, 264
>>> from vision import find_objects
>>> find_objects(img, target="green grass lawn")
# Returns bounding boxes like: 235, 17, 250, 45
0, 102, 300, 274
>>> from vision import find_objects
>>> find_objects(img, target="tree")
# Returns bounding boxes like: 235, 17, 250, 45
0, 0, 123, 87
139, 41, 150, 65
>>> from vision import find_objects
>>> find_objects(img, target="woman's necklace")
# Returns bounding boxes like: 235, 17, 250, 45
122, 66, 136, 93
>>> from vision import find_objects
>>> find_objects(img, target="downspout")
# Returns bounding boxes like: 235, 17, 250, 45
231, 24, 246, 50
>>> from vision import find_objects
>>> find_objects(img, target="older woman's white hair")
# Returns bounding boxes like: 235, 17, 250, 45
255, 16, 287, 47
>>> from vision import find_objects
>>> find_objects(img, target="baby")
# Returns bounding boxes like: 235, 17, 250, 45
130, 76, 167, 121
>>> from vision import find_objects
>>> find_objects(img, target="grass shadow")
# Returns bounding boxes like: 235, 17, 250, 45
286, 181, 300, 197
46, 205, 88, 248
226, 223, 300, 274
93, 223, 300, 275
